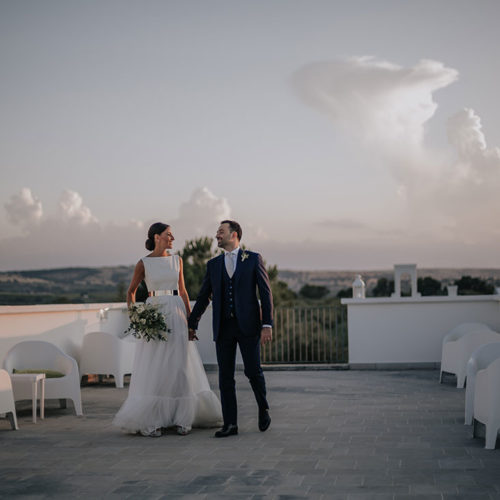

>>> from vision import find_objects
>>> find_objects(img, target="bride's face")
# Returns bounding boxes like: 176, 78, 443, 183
156, 227, 174, 249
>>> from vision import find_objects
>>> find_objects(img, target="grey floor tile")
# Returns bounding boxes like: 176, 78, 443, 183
2, 370, 500, 499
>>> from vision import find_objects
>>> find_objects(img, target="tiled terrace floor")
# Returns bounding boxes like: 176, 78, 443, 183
1, 369, 499, 499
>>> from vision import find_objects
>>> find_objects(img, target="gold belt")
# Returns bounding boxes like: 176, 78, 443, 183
148, 290, 177, 296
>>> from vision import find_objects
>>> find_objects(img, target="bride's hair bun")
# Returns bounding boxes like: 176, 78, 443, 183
145, 222, 169, 250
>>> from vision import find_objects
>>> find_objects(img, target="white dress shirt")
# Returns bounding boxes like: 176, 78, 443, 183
224, 248, 239, 275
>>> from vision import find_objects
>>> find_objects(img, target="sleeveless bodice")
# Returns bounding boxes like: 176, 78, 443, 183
142, 255, 179, 291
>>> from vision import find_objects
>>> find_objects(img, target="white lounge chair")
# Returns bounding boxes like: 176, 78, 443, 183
0, 369, 18, 430
79, 332, 136, 388
465, 342, 500, 425
473, 356, 500, 449
2, 341, 83, 416
439, 323, 500, 388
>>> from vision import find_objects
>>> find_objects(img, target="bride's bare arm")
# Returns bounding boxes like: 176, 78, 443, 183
178, 257, 191, 316
127, 260, 145, 307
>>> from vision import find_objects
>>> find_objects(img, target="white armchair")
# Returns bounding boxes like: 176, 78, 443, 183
473, 356, 500, 449
439, 323, 500, 388
465, 342, 500, 425
2, 341, 83, 416
0, 369, 18, 430
79, 332, 136, 388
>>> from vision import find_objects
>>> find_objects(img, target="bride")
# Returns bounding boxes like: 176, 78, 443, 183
113, 222, 222, 436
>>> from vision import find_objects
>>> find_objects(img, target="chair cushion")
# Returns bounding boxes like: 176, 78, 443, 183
13, 369, 64, 378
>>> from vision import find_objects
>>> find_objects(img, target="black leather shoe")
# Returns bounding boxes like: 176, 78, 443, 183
258, 410, 271, 432
214, 424, 238, 438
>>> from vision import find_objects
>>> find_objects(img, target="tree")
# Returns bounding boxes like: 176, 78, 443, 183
372, 277, 394, 297
115, 281, 127, 302
454, 276, 495, 295
336, 287, 352, 299
266, 264, 297, 306
299, 284, 329, 300
180, 237, 219, 298
417, 277, 444, 296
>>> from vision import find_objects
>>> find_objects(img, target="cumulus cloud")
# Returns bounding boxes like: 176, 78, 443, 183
171, 187, 231, 244
1, 187, 138, 269
293, 56, 500, 243
171, 186, 265, 247
4, 188, 43, 228
58, 189, 98, 225
447, 108, 500, 179
0, 186, 233, 270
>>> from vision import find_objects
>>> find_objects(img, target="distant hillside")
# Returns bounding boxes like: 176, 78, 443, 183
1, 265, 500, 305
0, 266, 134, 305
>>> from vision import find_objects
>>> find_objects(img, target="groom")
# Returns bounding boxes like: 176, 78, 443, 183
188, 220, 273, 437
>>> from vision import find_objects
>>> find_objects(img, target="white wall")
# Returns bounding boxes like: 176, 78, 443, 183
342, 295, 500, 367
0, 302, 224, 368
6, 295, 496, 370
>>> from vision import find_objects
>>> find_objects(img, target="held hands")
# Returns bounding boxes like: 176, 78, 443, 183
261, 327, 272, 345
188, 328, 199, 341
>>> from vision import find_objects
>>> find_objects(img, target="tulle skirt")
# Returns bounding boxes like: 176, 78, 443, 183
112, 295, 222, 434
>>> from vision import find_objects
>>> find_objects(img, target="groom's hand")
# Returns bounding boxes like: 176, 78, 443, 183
188, 328, 199, 341
261, 327, 272, 345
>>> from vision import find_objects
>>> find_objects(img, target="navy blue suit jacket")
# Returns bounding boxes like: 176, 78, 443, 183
188, 249, 273, 340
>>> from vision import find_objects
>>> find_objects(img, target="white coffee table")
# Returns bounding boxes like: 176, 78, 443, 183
10, 373, 46, 423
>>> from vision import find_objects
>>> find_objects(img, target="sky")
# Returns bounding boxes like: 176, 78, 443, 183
1, 0, 500, 271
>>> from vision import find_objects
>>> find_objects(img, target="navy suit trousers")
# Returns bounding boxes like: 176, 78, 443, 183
216, 317, 268, 426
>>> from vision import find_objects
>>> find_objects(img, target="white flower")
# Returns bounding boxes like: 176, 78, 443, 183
123, 303, 168, 342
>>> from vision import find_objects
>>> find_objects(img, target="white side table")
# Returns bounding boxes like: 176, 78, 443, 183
10, 373, 46, 423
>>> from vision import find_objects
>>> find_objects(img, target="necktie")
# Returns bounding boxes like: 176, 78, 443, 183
225, 252, 235, 278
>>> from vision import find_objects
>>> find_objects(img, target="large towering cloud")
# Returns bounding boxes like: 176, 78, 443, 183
293, 57, 500, 242
293, 57, 458, 151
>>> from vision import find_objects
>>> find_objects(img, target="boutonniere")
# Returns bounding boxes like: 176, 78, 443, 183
241, 251, 249, 262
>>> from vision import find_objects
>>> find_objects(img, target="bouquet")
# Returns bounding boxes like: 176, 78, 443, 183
124, 303, 169, 342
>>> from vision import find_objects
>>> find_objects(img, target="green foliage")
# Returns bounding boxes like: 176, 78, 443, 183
180, 236, 219, 298
115, 281, 127, 302
417, 277, 445, 296
371, 275, 493, 297
299, 284, 330, 300
125, 303, 168, 342
454, 276, 495, 295
266, 264, 278, 282
261, 304, 348, 364
373, 276, 445, 297
0, 265, 135, 305
266, 264, 297, 306
336, 287, 353, 299
372, 277, 394, 297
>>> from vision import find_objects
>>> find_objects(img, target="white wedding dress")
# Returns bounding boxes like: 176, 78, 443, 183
113, 255, 222, 434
